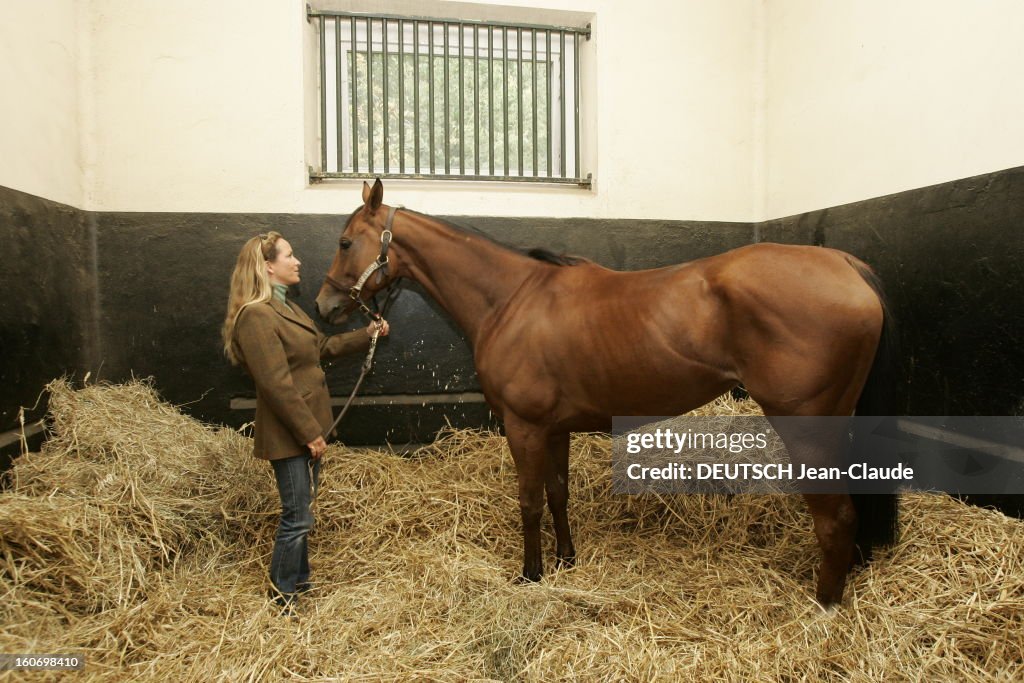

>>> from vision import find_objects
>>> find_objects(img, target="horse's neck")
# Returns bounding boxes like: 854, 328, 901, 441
391, 212, 537, 344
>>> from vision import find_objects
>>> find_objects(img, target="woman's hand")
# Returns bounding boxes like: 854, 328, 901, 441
367, 319, 390, 338
307, 436, 327, 459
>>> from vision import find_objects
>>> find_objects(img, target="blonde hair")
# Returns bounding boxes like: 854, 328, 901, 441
222, 231, 283, 365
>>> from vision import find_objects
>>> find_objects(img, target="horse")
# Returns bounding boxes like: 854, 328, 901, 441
316, 179, 898, 607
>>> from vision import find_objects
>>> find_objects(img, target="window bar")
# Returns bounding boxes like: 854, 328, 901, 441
502, 28, 509, 176
319, 17, 327, 172
458, 23, 465, 175
488, 26, 494, 176
308, 10, 587, 38
305, 12, 590, 183
413, 21, 420, 174
398, 20, 405, 174
335, 18, 343, 172
559, 30, 566, 178
532, 29, 538, 177
443, 23, 450, 175
546, 29, 552, 177
574, 32, 580, 180
428, 22, 435, 174
366, 17, 374, 174
517, 27, 523, 176
382, 19, 389, 173
350, 18, 359, 172
473, 27, 480, 175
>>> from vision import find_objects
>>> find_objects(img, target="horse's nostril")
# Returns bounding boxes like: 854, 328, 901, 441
319, 301, 340, 321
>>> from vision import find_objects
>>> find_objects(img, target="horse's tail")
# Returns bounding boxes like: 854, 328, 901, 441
848, 259, 900, 562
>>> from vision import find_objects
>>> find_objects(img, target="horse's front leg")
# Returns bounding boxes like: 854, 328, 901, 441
544, 431, 575, 569
505, 419, 548, 582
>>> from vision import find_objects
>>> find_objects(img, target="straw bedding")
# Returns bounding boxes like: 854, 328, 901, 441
1, 379, 1021, 681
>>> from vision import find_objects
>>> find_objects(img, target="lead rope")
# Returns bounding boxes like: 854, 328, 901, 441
310, 286, 401, 507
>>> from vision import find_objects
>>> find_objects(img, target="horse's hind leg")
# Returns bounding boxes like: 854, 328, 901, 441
768, 416, 857, 607
803, 493, 857, 606
544, 431, 575, 569
504, 419, 548, 582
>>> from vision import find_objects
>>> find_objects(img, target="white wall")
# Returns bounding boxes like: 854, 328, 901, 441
0, 0, 83, 208
764, 0, 1024, 218
7, 1, 1024, 221
84, 0, 307, 213
82, 0, 762, 220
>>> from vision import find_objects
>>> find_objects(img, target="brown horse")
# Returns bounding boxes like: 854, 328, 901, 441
316, 179, 898, 607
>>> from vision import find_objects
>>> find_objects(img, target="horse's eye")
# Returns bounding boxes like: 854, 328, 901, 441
339, 238, 352, 250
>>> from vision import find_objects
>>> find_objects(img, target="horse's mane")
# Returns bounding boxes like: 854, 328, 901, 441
400, 209, 588, 267
525, 248, 587, 266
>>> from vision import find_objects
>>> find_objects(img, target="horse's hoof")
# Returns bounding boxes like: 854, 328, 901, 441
514, 570, 542, 584
816, 600, 841, 614
555, 554, 577, 570
815, 591, 843, 609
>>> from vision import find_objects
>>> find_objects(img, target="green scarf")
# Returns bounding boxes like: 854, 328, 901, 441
272, 283, 290, 308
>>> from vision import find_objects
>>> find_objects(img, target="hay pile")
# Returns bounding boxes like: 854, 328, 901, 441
1, 380, 1021, 681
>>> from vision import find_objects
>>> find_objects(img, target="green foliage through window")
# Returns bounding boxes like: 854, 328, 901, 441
312, 15, 586, 183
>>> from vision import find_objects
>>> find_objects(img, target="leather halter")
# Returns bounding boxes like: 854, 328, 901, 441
323, 206, 397, 321
351, 205, 397, 296
323, 202, 395, 288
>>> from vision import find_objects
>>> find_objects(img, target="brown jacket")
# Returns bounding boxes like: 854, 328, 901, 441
234, 298, 371, 460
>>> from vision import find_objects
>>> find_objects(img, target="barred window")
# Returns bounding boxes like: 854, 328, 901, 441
308, 8, 591, 186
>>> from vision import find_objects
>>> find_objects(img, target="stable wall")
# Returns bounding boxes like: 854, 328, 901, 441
764, 0, 1024, 218
0, 2, 97, 444
0, 188, 97, 435
84, 0, 762, 221
42, 0, 1024, 222
0, 0, 84, 208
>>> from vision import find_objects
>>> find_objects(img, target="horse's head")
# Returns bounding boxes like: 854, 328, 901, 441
316, 179, 399, 324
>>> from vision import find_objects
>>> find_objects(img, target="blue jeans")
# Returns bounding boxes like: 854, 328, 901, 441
269, 453, 320, 595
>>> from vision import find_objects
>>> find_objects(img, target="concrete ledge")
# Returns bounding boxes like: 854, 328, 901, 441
229, 392, 487, 410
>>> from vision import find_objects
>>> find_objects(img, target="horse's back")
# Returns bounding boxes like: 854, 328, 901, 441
476, 242, 883, 423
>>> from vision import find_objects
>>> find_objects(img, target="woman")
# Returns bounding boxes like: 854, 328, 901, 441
222, 231, 389, 613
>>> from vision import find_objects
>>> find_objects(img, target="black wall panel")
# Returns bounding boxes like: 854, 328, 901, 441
0, 187, 97, 431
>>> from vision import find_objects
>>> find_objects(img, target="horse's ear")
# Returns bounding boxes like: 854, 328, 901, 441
363, 178, 384, 213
